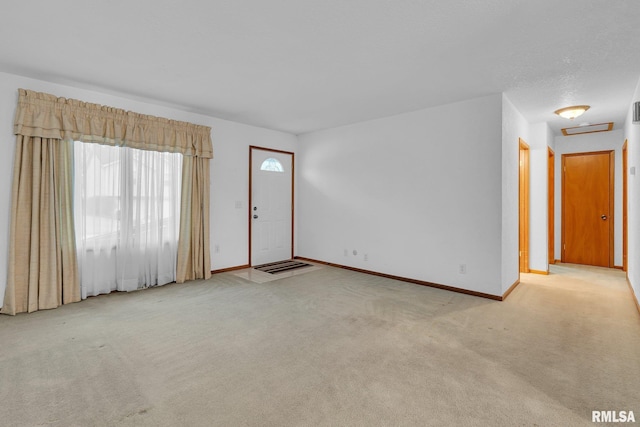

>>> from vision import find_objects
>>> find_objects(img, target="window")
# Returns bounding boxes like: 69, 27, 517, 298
260, 158, 284, 172
74, 141, 182, 298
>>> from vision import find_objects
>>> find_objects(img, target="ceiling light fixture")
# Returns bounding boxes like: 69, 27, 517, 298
554, 105, 590, 120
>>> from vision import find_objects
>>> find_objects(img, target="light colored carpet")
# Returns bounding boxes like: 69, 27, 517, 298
0, 263, 638, 426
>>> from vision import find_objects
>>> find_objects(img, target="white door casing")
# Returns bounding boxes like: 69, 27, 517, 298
250, 147, 293, 266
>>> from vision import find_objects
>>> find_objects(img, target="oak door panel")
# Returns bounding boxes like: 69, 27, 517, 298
562, 152, 612, 267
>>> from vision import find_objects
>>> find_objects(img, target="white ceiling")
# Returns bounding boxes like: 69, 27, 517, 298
1, 0, 639, 135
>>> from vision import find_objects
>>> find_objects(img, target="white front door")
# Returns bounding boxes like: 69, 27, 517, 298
250, 148, 293, 266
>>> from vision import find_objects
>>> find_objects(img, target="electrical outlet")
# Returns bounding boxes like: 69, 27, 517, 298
364, 253, 368, 262
459, 264, 466, 274
214, 244, 220, 253
353, 249, 358, 256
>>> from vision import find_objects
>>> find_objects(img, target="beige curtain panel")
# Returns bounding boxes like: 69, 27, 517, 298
177, 157, 212, 283
3, 89, 213, 315
2, 137, 80, 315
14, 89, 213, 158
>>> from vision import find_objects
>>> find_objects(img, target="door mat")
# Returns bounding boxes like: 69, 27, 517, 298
254, 260, 311, 274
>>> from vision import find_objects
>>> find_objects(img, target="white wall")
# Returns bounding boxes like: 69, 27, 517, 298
553, 129, 625, 266
528, 122, 554, 272
624, 77, 640, 304
501, 95, 529, 292
298, 94, 506, 296
0, 71, 297, 305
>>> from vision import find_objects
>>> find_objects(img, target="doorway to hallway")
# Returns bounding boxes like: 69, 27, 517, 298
519, 139, 530, 273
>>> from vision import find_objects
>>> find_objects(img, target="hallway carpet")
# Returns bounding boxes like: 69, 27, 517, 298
0, 263, 638, 426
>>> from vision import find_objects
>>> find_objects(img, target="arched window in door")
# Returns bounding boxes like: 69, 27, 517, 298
260, 158, 284, 172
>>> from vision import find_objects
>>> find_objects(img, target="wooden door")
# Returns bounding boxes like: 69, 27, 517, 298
250, 147, 294, 266
519, 139, 530, 273
548, 147, 555, 265
562, 151, 614, 267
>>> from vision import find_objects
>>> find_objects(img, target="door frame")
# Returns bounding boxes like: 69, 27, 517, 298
623, 140, 628, 272
561, 150, 614, 267
519, 138, 530, 273
248, 146, 295, 266
548, 147, 555, 266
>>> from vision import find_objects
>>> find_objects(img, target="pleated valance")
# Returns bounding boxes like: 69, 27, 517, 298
14, 89, 213, 158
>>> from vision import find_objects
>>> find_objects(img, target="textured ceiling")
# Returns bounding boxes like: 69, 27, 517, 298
1, 0, 639, 135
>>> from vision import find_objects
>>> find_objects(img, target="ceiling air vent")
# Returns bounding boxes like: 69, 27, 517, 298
561, 122, 613, 136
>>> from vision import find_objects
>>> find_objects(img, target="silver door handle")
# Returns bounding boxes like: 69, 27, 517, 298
253, 215, 258, 219
601, 215, 607, 220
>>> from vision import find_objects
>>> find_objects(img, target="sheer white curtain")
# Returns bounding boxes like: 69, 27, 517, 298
73, 141, 182, 298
